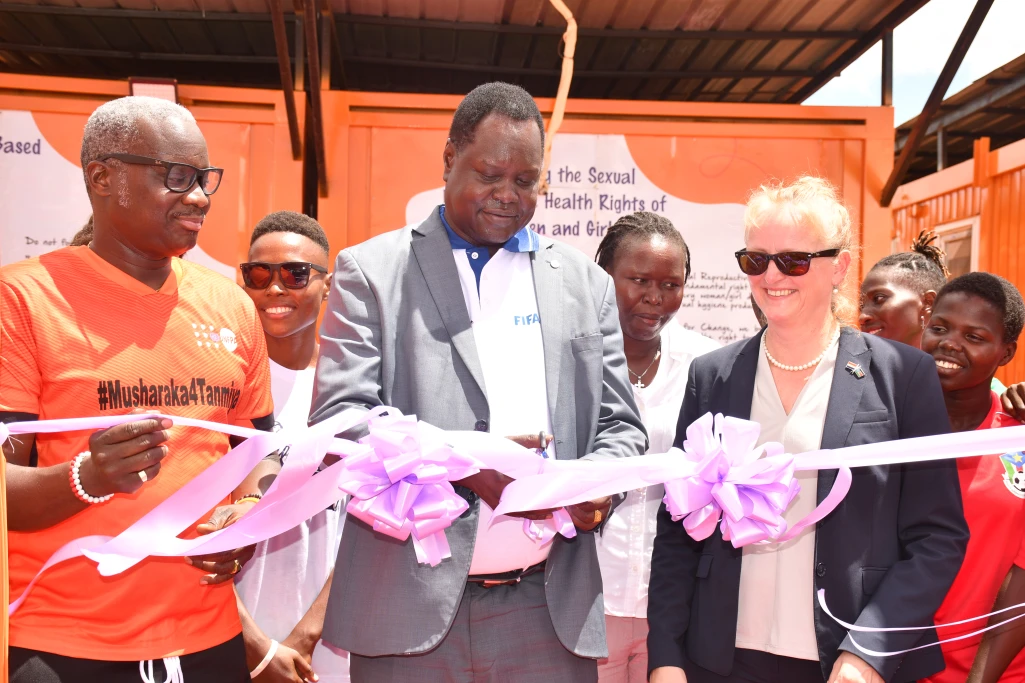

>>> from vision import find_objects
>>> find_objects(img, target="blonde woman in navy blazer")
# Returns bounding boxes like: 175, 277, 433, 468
647, 177, 968, 683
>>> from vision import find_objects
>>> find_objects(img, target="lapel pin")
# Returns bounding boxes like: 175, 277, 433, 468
845, 361, 865, 379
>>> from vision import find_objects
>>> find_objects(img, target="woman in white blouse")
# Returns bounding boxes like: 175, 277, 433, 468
594, 212, 720, 682
647, 177, 967, 683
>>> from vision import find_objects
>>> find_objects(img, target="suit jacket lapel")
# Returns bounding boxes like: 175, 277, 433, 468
532, 244, 564, 437
726, 330, 763, 420
409, 208, 487, 398
817, 327, 869, 502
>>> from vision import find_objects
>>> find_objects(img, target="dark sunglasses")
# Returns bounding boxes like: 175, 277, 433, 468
103, 153, 224, 196
240, 261, 327, 289
734, 249, 840, 277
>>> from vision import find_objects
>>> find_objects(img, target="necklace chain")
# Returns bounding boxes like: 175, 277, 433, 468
629, 348, 661, 388
764, 328, 840, 372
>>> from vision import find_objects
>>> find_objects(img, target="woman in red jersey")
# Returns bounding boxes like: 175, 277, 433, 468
919, 272, 1025, 683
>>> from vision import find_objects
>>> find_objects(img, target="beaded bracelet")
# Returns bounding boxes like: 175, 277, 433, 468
69, 452, 114, 505
233, 493, 263, 506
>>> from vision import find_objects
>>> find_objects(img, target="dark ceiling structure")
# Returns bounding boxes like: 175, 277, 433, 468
8, 0, 1009, 204
896, 52, 1025, 184
0, 0, 930, 103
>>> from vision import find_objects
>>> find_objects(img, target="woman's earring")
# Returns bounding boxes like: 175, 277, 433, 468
832, 287, 839, 294
920, 315, 926, 329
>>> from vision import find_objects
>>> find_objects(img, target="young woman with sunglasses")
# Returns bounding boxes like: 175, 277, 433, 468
648, 177, 968, 683
234, 212, 350, 683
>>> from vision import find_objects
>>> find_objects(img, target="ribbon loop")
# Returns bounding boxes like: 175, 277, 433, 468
664, 412, 804, 547
340, 413, 483, 566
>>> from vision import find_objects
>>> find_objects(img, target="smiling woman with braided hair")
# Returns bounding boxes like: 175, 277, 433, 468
859, 230, 949, 349
859, 233, 1025, 414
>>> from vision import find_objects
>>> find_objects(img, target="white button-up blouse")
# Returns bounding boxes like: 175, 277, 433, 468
595, 319, 720, 618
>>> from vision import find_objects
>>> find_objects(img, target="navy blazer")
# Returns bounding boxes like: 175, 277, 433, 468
647, 328, 969, 682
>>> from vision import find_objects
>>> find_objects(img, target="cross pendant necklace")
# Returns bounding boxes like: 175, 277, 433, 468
629, 349, 661, 389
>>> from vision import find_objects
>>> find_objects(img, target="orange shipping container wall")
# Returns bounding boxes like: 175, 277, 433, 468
0, 75, 896, 317
892, 137, 1025, 386
0, 74, 304, 276
318, 91, 895, 267
314, 91, 893, 344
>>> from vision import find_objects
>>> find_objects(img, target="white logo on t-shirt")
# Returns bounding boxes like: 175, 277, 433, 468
219, 328, 238, 353
189, 322, 239, 353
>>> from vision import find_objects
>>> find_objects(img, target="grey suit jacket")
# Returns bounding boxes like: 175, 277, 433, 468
310, 206, 648, 658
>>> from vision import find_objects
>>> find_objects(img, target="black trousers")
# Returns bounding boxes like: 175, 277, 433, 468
685, 648, 824, 683
10, 634, 250, 683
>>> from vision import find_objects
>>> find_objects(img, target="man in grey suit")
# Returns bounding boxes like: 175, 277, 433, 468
309, 82, 647, 682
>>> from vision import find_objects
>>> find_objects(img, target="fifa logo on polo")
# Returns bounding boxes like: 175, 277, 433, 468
192, 322, 238, 353
514, 314, 540, 326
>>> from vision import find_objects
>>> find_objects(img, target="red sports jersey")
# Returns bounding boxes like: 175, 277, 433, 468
925, 391, 1025, 683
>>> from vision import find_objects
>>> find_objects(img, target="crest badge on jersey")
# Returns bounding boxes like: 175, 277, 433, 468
1000, 451, 1025, 499
190, 322, 238, 353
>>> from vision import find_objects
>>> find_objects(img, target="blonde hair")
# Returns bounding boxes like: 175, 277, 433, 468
744, 176, 858, 326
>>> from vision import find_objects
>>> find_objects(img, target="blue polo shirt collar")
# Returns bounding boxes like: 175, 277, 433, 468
439, 205, 539, 254
439, 205, 538, 292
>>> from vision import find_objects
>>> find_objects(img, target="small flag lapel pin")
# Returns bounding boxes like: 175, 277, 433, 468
845, 361, 865, 379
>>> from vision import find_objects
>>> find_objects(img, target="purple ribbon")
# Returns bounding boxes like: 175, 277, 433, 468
340, 413, 483, 566
663, 412, 803, 546
521, 508, 577, 546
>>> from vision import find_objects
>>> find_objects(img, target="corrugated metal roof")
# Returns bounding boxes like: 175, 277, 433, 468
0, 0, 929, 102
896, 52, 1025, 183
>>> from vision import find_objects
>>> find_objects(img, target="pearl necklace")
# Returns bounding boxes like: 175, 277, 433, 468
764, 328, 840, 372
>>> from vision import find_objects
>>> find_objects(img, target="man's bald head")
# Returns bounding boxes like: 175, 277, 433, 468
82, 96, 213, 261
80, 96, 197, 186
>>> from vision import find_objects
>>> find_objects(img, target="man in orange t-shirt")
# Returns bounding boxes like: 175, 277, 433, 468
1, 96, 276, 682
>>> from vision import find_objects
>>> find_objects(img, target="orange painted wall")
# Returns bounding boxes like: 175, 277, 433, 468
0, 74, 303, 277
0, 76, 894, 289
317, 92, 895, 285
892, 137, 1025, 384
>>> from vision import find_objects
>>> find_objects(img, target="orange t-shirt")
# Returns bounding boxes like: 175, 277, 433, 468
0, 246, 272, 660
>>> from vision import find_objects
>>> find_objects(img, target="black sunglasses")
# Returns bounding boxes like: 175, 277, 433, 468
734, 249, 840, 277
103, 153, 224, 196
240, 261, 328, 290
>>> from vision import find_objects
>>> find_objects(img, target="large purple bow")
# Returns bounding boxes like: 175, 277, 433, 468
341, 413, 482, 566
663, 412, 800, 547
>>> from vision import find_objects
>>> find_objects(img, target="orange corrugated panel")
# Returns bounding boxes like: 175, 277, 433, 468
997, 175, 1011, 276
1008, 171, 1021, 283
347, 127, 373, 247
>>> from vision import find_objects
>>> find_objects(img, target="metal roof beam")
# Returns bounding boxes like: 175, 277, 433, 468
0, 41, 815, 80
0, 6, 295, 23
881, 0, 995, 206
881, 30, 892, 106
335, 15, 862, 41
269, 0, 302, 161
303, 0, 327, 198
340, 55, 814, 79
894, 69, 1025, 151
0, 6, 862, 42
0, 42, 279, 64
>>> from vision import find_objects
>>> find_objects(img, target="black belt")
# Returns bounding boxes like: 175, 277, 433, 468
467, 561, 547, 588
